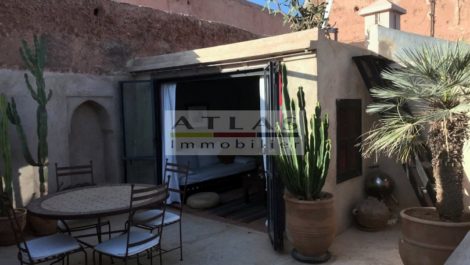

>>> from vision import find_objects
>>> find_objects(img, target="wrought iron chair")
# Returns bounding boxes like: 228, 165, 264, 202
92, 184, 168, 265
55, 161, 111, 242
132, 160, 190, 261
1, 194, 87, 265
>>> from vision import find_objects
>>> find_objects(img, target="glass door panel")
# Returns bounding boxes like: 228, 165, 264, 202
121, 81, 159, 184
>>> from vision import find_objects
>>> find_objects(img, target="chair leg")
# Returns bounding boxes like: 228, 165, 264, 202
66, 254, 70, 265
107, 221, 111, 240
82, 248, 88, 265
179, 221, 183, 261
92, 250, 96, 265
150, 248, 153, 265
159, 246, 163, 265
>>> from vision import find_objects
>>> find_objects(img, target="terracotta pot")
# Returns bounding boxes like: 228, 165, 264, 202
284, 192, 336, 262
353, 197, 391, 231
27, 214, 57, 236
399, 207, 470, 265
0, 208, 27, 246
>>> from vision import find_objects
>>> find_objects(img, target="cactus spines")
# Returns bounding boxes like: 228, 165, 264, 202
0, 94, 13, 210
275, 64, 331, 200
7, 35, 51, 197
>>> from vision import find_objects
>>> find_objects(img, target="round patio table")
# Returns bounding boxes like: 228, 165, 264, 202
27, 184, 167, 220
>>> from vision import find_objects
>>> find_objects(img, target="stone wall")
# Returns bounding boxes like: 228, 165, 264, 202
112, 0, 289, 36
330, 0, 470, 44
0, 0, 259, 74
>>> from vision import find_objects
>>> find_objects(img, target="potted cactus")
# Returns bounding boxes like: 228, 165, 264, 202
0, 93, 27, 246
275, 65, 334, 263
7, 36, 56, 236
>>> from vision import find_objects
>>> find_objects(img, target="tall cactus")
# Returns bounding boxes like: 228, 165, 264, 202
0, 94, 13, 216
275, 64, 331, 200
7, 35, 52, 197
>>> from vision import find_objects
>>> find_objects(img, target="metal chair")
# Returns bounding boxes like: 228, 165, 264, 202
0, 194, 87, 265
55, 161, 111, 243
132, 160, 190, 261
92, 184, 168, 265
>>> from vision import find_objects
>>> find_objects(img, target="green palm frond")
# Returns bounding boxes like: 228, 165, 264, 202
362, 42, 470, 163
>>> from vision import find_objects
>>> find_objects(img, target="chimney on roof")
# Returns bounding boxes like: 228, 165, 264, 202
359, 0, 406, 35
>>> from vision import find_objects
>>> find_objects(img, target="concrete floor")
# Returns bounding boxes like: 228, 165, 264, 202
0, 213, 402, 265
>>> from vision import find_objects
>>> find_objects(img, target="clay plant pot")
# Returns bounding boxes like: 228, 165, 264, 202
352, 197, 391, 231
284, 192, 336, 263
399, 207, 470, 265
27, 214, 57, 236
0, 208, 27, 246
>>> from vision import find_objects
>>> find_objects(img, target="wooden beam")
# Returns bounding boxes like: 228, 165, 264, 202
128, 29, 320, 73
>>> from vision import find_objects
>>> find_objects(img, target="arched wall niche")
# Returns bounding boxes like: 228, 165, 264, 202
69, 100, 113, 185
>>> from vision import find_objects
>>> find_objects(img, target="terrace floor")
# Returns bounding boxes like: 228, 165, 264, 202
0, 212, 401, 265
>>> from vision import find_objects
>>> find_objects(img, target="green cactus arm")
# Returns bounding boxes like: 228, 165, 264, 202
34, 35, 46, 70
6, 99, 38, 166
24, 74, 39, 101
36, 106, 48, 165
19, 43, 34, 71
0, 94, 13, 200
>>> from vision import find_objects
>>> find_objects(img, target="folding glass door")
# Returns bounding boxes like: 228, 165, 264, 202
120, 81, 161, 184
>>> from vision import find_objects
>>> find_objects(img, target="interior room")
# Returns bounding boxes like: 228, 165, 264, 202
172, 75, 267, 231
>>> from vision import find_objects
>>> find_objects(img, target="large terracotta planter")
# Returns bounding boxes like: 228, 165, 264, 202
284, 192, 336, 263
399, 207, 470, 265
0, 208, 27, 246
27, 214, 57, 236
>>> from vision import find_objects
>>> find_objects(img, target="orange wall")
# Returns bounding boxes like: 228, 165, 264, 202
329, 0, 470, 43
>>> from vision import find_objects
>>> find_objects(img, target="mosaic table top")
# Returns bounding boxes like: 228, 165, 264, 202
27, 184, 166, 219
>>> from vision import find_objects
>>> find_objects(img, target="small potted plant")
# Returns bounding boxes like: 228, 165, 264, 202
0, 93, 27, 246
362, 44, 470, 265
275, 65, 334, 263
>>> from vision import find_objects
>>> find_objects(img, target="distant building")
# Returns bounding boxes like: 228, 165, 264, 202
329, 0, 470, 44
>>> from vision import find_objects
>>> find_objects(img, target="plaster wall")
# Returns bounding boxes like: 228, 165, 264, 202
329, 0, 470, 44
112, 0, 289, 36
367, 25, 451, 61
0, 70, 123, 206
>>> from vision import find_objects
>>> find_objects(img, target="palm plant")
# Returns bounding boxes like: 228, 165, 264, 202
275, 65, 331, 200
362, 44, 470, 222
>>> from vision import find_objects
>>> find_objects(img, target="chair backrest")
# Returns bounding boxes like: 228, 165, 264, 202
163, 159, 190, 214
126, 184, 168, 257
0, 194, 33, 263
55, 160, 94, 191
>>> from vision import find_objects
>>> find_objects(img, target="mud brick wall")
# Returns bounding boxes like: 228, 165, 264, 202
0, 0, 259, 74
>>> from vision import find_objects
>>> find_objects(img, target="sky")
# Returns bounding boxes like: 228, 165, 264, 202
247, 0, 266, 7
247, 0, 291, 13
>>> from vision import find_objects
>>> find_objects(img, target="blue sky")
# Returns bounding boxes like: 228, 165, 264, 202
247, 0, 294, 13
247, 0, 266, 7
